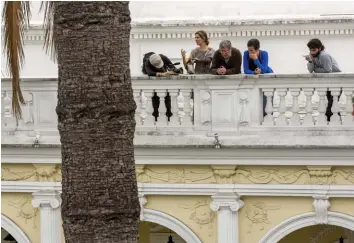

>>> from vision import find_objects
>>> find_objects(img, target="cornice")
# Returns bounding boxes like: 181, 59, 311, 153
1, 16, 353, 43
2, 181, 354, 198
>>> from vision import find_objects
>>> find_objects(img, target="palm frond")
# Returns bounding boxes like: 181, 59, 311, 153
40, 1, 56, 61
2, 1, 31, 119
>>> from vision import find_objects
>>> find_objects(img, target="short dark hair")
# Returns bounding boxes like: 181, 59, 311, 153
247, 39, 260, 50
307, 39, 325, 50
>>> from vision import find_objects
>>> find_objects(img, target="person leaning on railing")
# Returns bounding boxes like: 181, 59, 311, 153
304, 38, 342, 122
210, 40, 242, 75
143, 53, 178, 77
243, 38, 274, 117
181, 30, 215, 74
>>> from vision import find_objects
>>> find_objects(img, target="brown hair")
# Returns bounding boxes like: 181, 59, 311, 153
195, 30, 209, 46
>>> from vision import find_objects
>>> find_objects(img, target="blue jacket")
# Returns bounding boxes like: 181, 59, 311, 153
243, 50, 273, 74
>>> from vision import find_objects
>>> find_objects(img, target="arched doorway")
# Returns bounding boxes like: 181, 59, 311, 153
140, 209, 202, 243
1, 215, 31, 243
259, 212, 354, 243
278, 225, 353, 243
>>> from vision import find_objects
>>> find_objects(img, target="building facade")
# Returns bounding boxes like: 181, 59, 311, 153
2, 2, 354, 243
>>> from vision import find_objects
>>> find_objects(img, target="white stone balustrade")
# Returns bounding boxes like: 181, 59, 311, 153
2, 74, 354, 144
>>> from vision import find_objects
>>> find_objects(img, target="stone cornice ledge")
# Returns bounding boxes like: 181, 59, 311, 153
2, 181, 354, 198
2, 15, 352, 42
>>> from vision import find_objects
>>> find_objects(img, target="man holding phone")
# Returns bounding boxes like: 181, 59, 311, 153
211, 40, 242, 75
304, 38, 342, 122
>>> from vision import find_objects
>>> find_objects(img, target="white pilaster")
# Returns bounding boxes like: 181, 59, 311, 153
210, 192, 244, 243
32, 190, 62, 243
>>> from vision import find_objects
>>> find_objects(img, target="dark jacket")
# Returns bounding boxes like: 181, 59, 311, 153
211, 48, 242, 75
144, 54, 173, 76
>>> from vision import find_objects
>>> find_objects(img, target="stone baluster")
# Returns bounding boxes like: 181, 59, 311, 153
176, 90, 186, 125
141, 90, 155, 126
2, 91, 17, 133
342, 89, 354, 125
289, 88, 301, 126
262, 89, 274, 126
275, 88, 287, 126
134, 90, 142, 126
181, 89, 193, 126
169, 89, 180, 126
156, 90, 168, 126
316, 88, 328, 126
210, 193, 244, 243
329, 88, 342, 126
302, 88, 314, 125
32, 190, 62, 243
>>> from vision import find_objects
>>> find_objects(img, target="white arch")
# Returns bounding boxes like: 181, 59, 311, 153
143, 209, 202, 243
1, 214, 31, 243
260, 212, 354, 243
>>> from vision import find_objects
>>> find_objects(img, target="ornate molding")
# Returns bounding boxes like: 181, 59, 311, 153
138, 193, 148, 221
245, 201, 281, 233
211, 165, 237, 184
210, 192, 244, 212
8, 195, 39, 229
179, 200, 215, 236
307, 166, 333, 184
5, 16, 353, 42
135, 165, 216, 183
1, 164, 61, 182
312, 195, 331, 224
32, 190, 62, 209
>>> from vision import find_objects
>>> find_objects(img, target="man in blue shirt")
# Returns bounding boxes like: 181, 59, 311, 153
244, 39, 274, 117
243, 39, 273, 75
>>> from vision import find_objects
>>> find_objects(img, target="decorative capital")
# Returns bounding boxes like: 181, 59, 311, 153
307, 166, 333, 185
139, 193, 147, 221
312, 195, 331, 224
32, 190, 61, 209
210, 192, 244, 212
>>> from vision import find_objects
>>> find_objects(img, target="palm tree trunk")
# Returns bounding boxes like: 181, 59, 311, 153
54, 2, 140, 242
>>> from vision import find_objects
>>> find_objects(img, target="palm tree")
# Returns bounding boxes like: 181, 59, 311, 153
3, 2, 140, 242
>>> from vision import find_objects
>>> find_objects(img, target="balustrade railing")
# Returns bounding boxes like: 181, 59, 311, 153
2, 74, 354, 142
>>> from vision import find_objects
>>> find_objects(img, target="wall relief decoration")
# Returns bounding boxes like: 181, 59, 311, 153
179, 200, 215, 237
8, 195, 38, 228
1, 164, 61, 182
136, 165, 216, 183
244, 201, 281, 233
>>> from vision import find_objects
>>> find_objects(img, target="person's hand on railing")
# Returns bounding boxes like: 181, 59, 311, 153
255, 68, 261, 75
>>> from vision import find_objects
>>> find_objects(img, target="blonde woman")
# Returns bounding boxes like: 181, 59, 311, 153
181, 30, 215, 74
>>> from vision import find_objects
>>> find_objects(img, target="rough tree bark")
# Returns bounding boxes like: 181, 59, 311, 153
54, 2, 140, 242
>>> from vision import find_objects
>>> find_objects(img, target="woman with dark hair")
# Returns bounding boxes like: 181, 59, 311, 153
243, 38, 273, 75
181, 30, 215, 74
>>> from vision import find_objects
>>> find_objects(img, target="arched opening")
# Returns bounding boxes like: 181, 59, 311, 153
259, 212, 354, 243
138, 221, 186, 243
278, 225, 354, 243
139, 209, 202, 243
1, 215, 31, 243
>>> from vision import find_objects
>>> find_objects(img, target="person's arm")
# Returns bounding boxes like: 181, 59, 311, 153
254, 51, 270, 74
314, 54, 333, 73
243, 51, 254, 74
160, 54, 173, 66
307, 61, 315, 73
182, 50, 193, 67
225, 49, 242, 75
210, 51, 220, 75
145, 61, 158, 76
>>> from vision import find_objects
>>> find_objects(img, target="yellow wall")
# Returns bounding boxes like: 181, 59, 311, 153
1, 193, 40, 243
239, 197, 314, 243
145, 195, 217, 243
330, 198, 354, 217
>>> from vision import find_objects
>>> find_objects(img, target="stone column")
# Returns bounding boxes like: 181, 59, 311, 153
32, 190, 62, 243
210, 192, 244, 243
